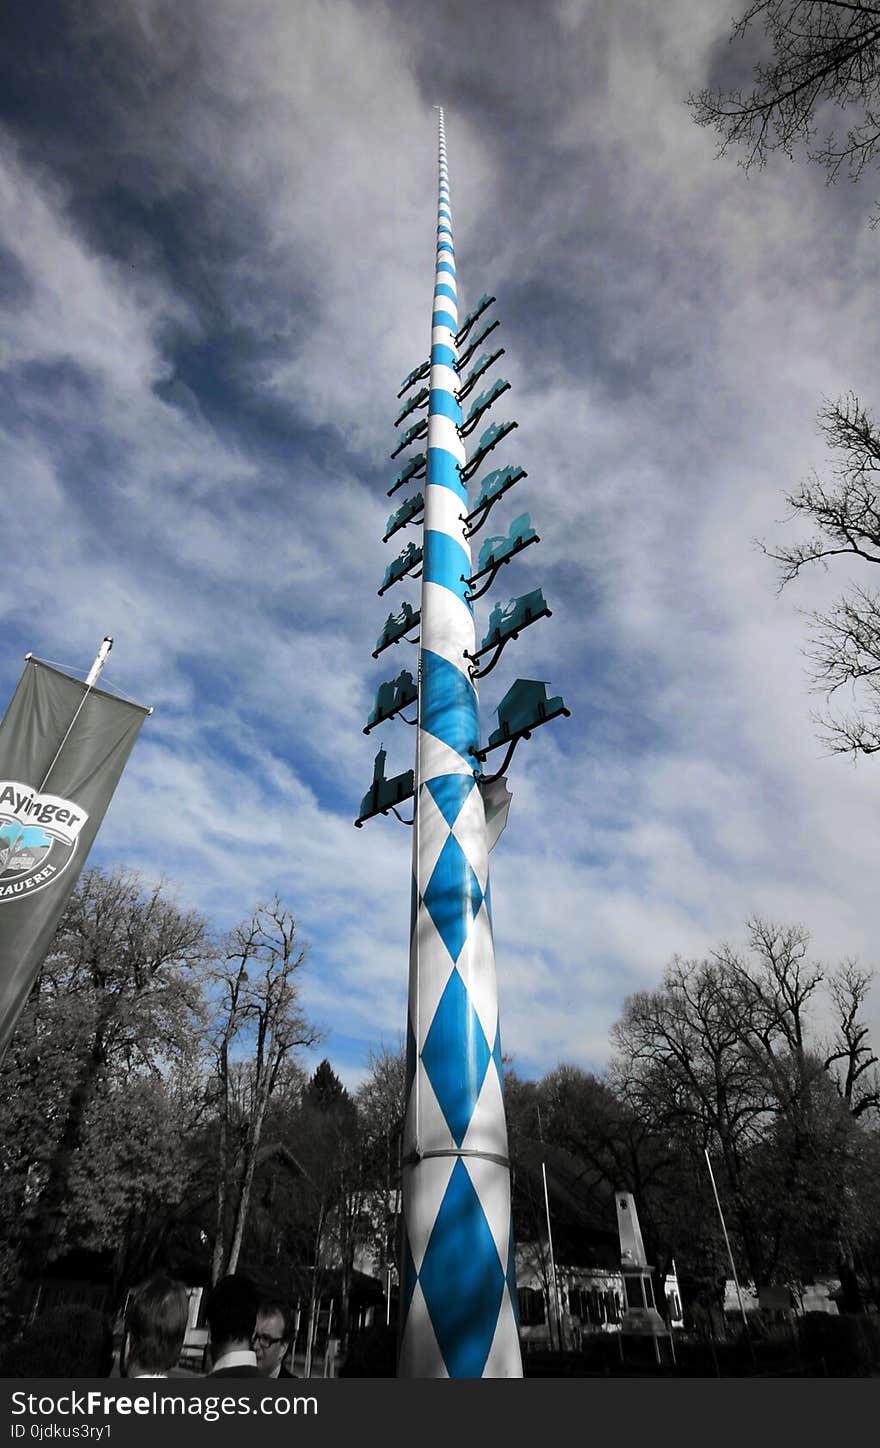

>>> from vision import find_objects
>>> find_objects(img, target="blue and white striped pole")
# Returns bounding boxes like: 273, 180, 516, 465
397, 110, 523, 1379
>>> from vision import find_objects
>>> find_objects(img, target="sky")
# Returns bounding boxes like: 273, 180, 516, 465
2, 0, 879, 1089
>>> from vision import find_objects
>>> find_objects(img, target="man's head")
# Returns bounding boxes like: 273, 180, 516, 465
253, 1298, 292, 1377
124, 1275, 189, 1377
205, 1274, 259, 1359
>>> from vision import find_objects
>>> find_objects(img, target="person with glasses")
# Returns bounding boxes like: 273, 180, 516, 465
253, 1298, 294, 1378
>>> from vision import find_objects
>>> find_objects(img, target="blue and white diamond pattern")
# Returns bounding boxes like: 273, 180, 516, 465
398, 109, 522, 1378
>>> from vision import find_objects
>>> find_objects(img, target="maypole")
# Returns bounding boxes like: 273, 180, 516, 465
357, 110, 569, 1377
395, 109, 521, 1380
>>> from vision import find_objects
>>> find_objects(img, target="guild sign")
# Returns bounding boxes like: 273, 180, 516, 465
0, 780, 89, 901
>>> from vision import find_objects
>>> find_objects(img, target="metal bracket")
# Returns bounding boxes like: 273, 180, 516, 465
464, 634, 512, 680
397, 359, 430, 399
464, 532, 540, 602
470, 733, 525, 784
474, 682, 571, 769
378, 547, 424, 596
458, 317, 500, 374
463, 465, 528, 537
458, 378, 512, 439
456, 346, 506, 405
465, 594, 552, 678
390, 418, 428, 459
454, 293, 496, 347
372, 608, 421, 658
459, 420, 518, 483
388, 453, 427, 497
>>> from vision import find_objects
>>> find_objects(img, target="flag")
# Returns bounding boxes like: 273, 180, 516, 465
479, 774, 512, 852
0, 657, 149, 1061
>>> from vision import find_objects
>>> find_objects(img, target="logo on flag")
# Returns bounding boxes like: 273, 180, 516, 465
0, 780, 89, 901
0, 657, 149, 1064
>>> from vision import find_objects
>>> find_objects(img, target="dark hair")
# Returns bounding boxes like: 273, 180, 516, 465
257, 1297, 292, 1342
206, 1274, 259, 1351
125, 1275, 189, 1375
0, 1305, 114, 1377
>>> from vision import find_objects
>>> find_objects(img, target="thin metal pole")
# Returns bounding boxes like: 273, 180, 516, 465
704, 1148, 750, 1337
305, 1293, 317, 1379
537, 1105, 563, 1352
324, 1299, 334, 1378
38, 636, 113, 791
291, 1300, 301, 1371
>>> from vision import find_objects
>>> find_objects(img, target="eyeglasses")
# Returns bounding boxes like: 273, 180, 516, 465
253, 1333, 284, 1349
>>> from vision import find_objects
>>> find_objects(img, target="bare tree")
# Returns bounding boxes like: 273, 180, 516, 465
612, 951, 776, 1286
16, 867, 208, 1274
355, 1043, 406, 1297
612, 919, 880, 1302
689, 3, 880, 191
759, 394, 880, 754
824, 961, 880, 1116
538, 1063, 683, 1326
714, 919, 821, 1083
209, 899, 321, 1281
689, 12, 880, 752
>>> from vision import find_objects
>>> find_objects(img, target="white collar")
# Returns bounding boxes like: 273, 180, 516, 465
211, 1348, 257, 1372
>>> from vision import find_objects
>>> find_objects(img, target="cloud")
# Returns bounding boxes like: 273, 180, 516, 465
1, 0, 879, 1089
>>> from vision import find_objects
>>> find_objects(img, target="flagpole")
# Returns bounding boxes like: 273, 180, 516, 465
85, 636, 113, 688
38, 637, 114, 792
537, 1104, 563, 1352
704, 1147, 751, 1339
397, 110, 522, 1378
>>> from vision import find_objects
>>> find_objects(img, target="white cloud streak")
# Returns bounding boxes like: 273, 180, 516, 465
1, 0, 879, 1085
